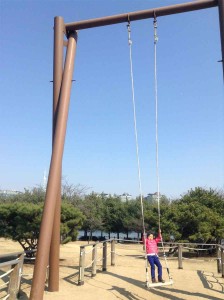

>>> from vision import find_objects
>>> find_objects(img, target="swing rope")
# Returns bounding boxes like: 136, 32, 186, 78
127, 18, 150, 285
127, 18, 146, 240
153, 14, 172, 282
127, 15, 173, 286
153, 15, 161, 231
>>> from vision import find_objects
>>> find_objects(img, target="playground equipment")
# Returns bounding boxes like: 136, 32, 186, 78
30, 1, 224, 299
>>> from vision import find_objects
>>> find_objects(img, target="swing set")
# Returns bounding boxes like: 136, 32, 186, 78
127, 15, 173, 288
30, 1, 224, 299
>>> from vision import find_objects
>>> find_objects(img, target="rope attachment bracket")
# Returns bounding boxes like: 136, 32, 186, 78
127, 15, 132, 46
153, 12, 158, 44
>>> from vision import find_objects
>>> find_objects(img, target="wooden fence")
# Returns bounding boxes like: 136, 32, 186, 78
1, 240, 223, 293
78, 239, 116, 285
0, 251, 24, 300
215, 244, 224, 277
78, 239, 224, 285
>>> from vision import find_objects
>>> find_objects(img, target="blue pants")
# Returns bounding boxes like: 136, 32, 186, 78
147, 255, 162, 279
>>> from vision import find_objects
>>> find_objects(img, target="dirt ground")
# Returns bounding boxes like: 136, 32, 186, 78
0, 238, 223, 300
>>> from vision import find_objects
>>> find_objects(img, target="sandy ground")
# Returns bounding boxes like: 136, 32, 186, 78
0, 238, 223, 300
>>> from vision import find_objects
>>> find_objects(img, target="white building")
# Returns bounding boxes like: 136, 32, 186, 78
144, 192, 161, 202
0, 190, 22, 197
119, 193, 132, 202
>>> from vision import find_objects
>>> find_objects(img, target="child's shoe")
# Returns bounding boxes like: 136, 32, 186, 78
152, 278, 157, 283
158, 277, 165, 283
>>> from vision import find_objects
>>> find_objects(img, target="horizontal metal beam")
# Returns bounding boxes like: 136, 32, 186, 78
65, 0, 218, 31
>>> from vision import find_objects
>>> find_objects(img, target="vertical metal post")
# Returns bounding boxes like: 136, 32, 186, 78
48, 16, 65, 292
78, 247, 85, 285
221, 247, 224, 278
92, 244, 97, 277
111, 239, 115, 266
30, 30, 78, 300
218, 0, 224, 80
178, 244, 183, 269
102, 242, 107, 271
217, 245, 221, 273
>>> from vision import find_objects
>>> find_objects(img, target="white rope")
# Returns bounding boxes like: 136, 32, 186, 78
96, 257, 103, 263
183, 246, 215, 251
153, 18, 160, 232
127, 18, 146, 238
153, 15, 172, 283
0, 268, 14, 279
84, 248, 94, 255
127, 18, 150, 287
96, 245, 104, 250
85, 260, 95, 269
0, 281, 9, 288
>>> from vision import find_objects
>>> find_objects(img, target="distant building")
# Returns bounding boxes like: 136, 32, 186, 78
95, 192, 110, 198
0, 190, 22, 197
94, 192, 132, 201
100, 192, 109, 198
119, 193, 132, 202
144, 192, 161, 202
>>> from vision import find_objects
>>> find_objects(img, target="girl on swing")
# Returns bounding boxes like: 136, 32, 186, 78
144, 229, 165, 283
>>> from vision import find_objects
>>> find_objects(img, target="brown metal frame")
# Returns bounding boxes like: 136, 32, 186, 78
48, 16, 64, 292
65, 0, 217, 30
30, 0, 223, 299
30, 30, 78, 299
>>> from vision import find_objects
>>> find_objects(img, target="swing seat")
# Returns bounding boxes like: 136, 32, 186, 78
146, 279, 174, 288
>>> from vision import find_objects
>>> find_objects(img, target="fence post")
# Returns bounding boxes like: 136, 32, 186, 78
7, 253, 24, 300
8, 264, 20, 300
221, 247, 224, 278
178, 244, 183, 269
111, 239, 115, 266
78, 246, 85, 285
17, 253, 24, 299
92, 243, 97, 277
217, 245, 221, 273
102, 241, 107, 271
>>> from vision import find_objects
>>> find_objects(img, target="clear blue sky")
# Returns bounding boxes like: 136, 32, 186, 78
0, 0, 223, 199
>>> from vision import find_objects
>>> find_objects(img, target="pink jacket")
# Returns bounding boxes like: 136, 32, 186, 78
145, 234, 161, 254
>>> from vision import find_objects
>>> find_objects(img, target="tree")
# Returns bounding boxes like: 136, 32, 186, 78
102, 196, 125, 239
143, 200, 160, 234
122, 200, 143, 238
0, 201, 84, 255
60, 202, 85, 243
61, 179, 89, 205
0, 202, 42, 255
173, 187, 224, 242
78, 193, 104, 240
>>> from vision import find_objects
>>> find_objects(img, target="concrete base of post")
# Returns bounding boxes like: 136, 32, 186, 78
78, 281, 84, 286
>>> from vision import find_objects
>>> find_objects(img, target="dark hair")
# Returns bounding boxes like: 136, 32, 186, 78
148, 232, 154, 236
